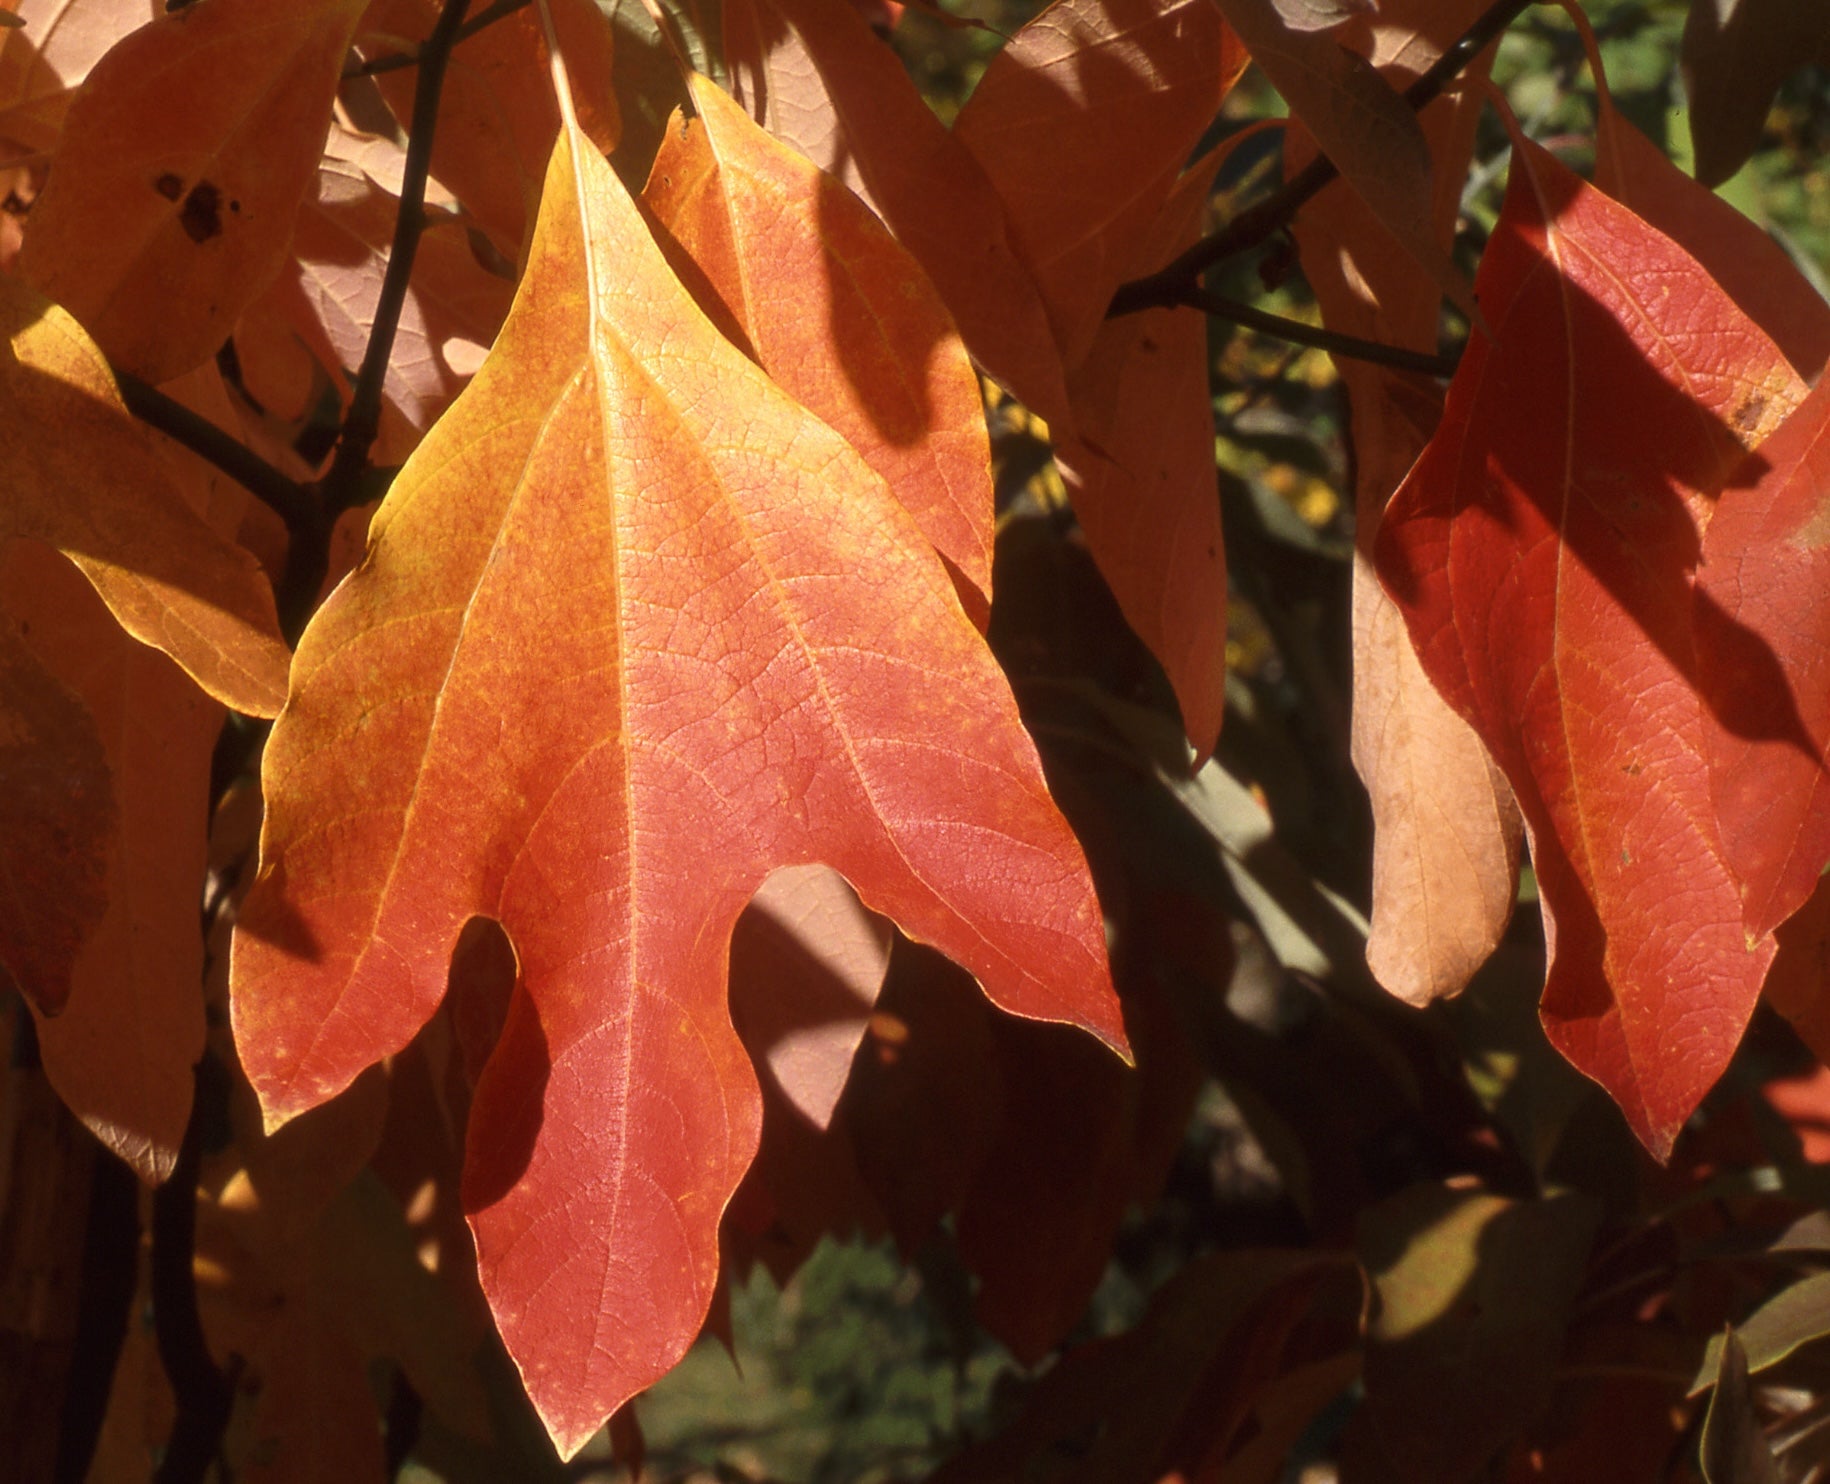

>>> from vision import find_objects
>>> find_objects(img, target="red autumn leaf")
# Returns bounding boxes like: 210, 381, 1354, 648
230, 111, 1123, 1456
0, 273, 289, 717
643, 74, 994, 614
959, 985, 1203, 1361
1375, 131, 1805, 1156
17, 0, 366, 383
1574, 5, 1830, 381
0, 602, 114, 1016
952, 0, 1247, 367
841, 941, 1002, 1252
1693, 373, 1830, 939
721, 0, 1072, 430
1056, 150, 1228, 759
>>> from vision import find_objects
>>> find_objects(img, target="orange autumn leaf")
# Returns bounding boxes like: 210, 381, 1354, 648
231, 112, 1123, 1456
1056, 150, 1228, 760
0, 602, 114, 1017
722, 0, 1073, 431
954, 0, 1247, 367
18, 0, 367, 383
644, 73, 993, 614
9, 543, 215, 1183
10, 363, 253, 1179
1375, 132, 1806, 1155
1, 274, 289, 716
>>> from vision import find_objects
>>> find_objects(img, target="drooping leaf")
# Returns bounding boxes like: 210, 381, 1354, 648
360, 0, 619, 256
721, 0, 1072, 429
958, 986, 1202, 1361
1691, 1276, 1830, 1390
17, 0, 367, 383
10, 543, 215, 1183
643, 74, 994, 612
1055, 151, 1227, 759
1693, 375, 1830, 939
1358, 1184, 1599, 1483
1576, 4, 1830, 381
1289, 11, 1520, 1005
1375, 133, 1806, 1155
0, 273, 288, 717
231, 114, 1122, 1456
1682, 0, 1830, 189
1215, 0, 1476, 324
1699, 1327, 1782, 1484
0, 605, 114, 1016
952, 0, 1247, 366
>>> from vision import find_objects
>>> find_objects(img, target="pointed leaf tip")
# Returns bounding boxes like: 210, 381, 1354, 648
233, 114, 1120, 1454
1375, 133, 1805, 1155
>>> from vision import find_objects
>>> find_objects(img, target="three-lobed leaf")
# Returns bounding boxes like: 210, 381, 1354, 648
231, 111, 1123, 1454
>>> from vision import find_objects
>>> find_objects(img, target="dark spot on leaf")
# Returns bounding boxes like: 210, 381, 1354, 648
229, 199, 241, 214
1733, 393, 1767, 435
153, 172, 184, 201
179, 181, 223, 243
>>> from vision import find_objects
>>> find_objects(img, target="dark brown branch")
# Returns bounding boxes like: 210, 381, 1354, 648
1108, 0, 1539, 319
323, 0, 473, 512
344, 0, 529, 77
1195, 290, 1459, 376
150, 1056, 235, 1484
116, 372, 314, 529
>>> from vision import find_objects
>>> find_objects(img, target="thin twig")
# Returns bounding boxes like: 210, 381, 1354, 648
1108, 0, 1539, 318
323, 0, 473, 512
116, 373, 314, 528
344, 0, 529, 77
1195, 290, 1460, 376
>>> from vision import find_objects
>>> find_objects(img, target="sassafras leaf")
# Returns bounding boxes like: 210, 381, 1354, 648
231, 114, 1122, 1456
